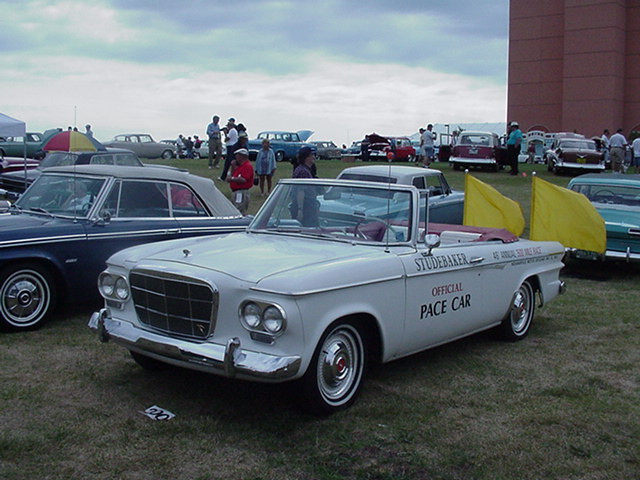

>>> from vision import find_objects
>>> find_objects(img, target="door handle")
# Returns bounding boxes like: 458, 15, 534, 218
469, 256, 484, 264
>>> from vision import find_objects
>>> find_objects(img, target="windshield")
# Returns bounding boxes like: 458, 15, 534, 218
571, 183, 640, 208
16, 174, 106, 217
458, 134, 493, 146
40, 152, 78, 168
250, 181, 414, 243
559, 140, 597, 150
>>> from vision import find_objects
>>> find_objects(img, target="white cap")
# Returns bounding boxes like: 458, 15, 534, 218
234, 148, 249, 156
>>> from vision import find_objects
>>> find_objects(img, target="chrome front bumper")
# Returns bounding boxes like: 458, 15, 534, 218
88, 308, 301, 381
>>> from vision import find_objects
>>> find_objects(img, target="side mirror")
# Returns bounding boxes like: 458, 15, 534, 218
94, 209, 112, 225
0, 199, 11, 213
425, 234, 441, 251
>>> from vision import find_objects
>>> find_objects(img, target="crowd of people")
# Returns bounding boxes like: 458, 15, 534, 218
182, 114, 640, 216
600, 128, 640, 174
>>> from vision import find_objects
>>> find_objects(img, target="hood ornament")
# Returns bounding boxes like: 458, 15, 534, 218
183, 248, 191, 257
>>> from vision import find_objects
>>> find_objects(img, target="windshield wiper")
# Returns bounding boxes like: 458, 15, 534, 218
28, 207, 54, 217
264, 226, 302, 233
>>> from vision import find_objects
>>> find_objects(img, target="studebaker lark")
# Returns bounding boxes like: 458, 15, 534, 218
90, 178, 566, 414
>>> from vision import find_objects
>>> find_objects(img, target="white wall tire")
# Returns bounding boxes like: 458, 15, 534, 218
500, 280, 535, 341
300, 322, 366, 415
0, 263, 56, 331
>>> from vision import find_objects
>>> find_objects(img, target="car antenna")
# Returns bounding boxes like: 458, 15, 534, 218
384, 157, 392, 252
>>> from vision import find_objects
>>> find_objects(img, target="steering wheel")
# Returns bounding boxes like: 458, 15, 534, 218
353, 216, 392, 241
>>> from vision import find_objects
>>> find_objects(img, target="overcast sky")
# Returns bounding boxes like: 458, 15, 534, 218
0, 0, 509, 146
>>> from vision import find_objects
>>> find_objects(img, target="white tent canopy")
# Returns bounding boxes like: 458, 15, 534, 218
0, 113, 26, 138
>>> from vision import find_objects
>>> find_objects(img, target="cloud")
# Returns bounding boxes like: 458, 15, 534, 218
0, 0, 508, 146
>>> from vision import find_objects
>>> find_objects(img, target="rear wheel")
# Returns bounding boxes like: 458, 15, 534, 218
300, 321, 367, 415
0, 263, 56, 331
275, 151, 285, 162
161, 150, 173, 159
499, 280, 535, 341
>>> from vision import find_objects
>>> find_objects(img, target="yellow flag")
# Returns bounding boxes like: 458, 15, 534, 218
463, 174, 525, 236
530, 176, 606, 253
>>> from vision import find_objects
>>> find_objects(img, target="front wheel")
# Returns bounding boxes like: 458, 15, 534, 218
499, 280, 535, 341
275, 151, 285, 162
299, 322, 367, 415
0, 263, 56, 331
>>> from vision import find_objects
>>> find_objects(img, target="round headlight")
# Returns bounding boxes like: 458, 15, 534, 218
262, 306, 285, 334
99, 274, 115, 297
242, 302, 262, 329
115, 277, 129, 300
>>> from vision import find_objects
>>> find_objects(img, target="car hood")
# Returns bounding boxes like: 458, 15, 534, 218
596, 206, 640, 229
112, 231, 407, 291
297, 130, 314, 142
0, 212, 82, 242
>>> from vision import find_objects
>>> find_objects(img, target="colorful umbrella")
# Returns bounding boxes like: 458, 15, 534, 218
42, 130, 105, 152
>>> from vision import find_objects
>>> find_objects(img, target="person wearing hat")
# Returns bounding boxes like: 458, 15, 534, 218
290, 146, 319, 226
506, 121, 522, 175
220, 118, 238, 181
226, 147, 254, 215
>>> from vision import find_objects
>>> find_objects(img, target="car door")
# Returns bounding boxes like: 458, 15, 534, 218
398, 237, 499, 355
86, 178, 182, 275
138, 135, 155, 158
169, 182, 247, 236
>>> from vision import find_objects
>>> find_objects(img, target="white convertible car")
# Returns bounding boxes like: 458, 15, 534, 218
89, 178, 566, 414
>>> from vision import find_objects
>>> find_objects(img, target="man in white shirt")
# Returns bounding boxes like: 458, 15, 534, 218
421, 124, 436, 167
600, 129, 610, 166
220, 118, 238, 181
609, 128, 628, 173
631, 136, 640, 174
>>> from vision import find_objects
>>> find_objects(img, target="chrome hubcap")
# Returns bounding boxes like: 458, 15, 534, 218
2, 271, 48, 327
317, 328, 361, 404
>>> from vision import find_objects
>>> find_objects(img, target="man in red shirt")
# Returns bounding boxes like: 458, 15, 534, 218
226, 148, 254, 214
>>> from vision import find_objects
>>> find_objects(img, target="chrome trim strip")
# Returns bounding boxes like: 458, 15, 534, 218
0, 234, 87, 247
251, 274, 404, 295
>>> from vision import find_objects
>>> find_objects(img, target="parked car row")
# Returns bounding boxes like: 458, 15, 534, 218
6, 143, 637, 415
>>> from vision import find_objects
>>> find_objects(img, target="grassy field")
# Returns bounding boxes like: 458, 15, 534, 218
1, 159, 639, 480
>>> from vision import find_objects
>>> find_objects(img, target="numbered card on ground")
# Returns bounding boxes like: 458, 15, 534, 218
140, 405, 175, 421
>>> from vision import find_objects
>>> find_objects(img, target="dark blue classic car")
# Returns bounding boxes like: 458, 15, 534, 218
0, 165, 249, 331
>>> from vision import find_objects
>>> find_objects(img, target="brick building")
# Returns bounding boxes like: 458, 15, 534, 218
508, 0, 640, 137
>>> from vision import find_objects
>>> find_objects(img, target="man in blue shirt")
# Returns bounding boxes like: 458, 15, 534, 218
506, 121, 523, 175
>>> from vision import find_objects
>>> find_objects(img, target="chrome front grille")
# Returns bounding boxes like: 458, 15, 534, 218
130, 269, 218, 340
